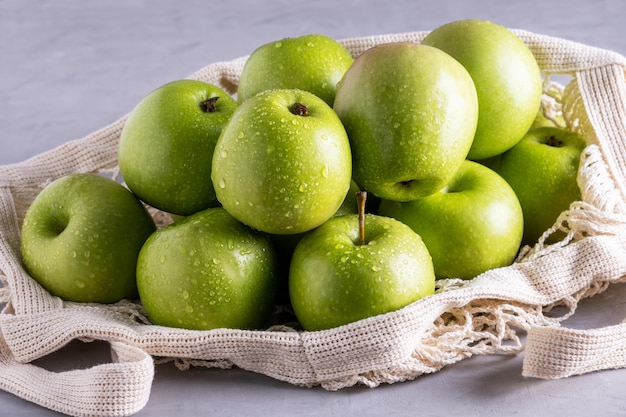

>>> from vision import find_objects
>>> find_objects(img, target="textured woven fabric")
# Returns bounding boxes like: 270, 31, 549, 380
1, 29, 626, 416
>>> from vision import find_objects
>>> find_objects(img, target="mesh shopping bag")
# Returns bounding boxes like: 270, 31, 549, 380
1, 29, 626, 417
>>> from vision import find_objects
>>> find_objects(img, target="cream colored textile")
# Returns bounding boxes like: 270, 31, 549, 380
1, 29, 626, 416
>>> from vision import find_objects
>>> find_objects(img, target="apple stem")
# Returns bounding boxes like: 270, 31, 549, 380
291, 102, 309, 116
357, 191, 367, 245
200, 96, 220, 113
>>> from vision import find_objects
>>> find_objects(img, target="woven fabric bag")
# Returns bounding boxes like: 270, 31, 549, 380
1, 29, 626, 417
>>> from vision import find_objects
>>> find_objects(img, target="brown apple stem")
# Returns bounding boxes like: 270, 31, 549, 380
357, 191, 367, 245
291, 102, 309, 116
199, 96, 219, 113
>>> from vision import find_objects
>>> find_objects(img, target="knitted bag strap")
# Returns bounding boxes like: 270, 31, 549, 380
523, 63, 626, 379
0, 337, 154, 417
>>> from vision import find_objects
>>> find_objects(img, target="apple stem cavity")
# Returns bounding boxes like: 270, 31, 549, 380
357, 191, 367, 245
546, 135, 564, 147
291, 102, 309, 116
199, 96, 220, 113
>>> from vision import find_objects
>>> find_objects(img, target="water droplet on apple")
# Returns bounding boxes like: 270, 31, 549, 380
75, 280, 86, 289
160, 254, 166, 264
186, 304, 194, 313
234, 199, 240, 206
218, 178, 226, 189
321, 164, 329, 178
275, 42, 282, 48
212, 258, 220, 264
237, 131, 245, 139
298, 183, 306, 192
320, 134, 328, 140
220, 150, 228, 158
371, 265, 382, 272
182, 290, 190, 300
71, 251, 77, 258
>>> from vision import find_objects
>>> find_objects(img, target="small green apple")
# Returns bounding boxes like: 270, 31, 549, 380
422, 19, 543, 160
212, 88, 352, 235
118, 79, 237, 216
237, 34, 354, 106
136, 207, 278, 330
491, 126, 586, 245
289, 192, 435, 331
333, 42, 478, 202
20, 173, 157, 303
379, 160, 523, 280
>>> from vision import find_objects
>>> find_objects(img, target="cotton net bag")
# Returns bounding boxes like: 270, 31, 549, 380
1, 29, 626, 417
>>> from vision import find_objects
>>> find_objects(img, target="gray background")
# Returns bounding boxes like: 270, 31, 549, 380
2, 1, 626, 416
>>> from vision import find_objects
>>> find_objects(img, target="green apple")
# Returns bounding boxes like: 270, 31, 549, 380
333, 42, 478, 202
136, 207, 278, 330
237, 34, 354, 106
491, 126, 586, 246
20, 173, 157, 303
212, 88, 352, 235
378, 160, 523, 280
422, 19, 543, 160
289, 192, 435, 331
118, 79, 237, 216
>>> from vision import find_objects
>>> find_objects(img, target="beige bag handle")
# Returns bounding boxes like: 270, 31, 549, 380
0, 334, 153, 417
523, 63, 626, 379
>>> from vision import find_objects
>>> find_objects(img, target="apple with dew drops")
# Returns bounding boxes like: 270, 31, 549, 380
333, 41, 478, 202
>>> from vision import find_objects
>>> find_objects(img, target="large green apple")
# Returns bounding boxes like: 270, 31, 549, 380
490, 126, 586, 246
20, 173, 157, 303
289, 193, 435, 331
118, 79, 237, 216
379, 160, 523, 280
333, 42, 478, 202
237, 34, 354, 106
136, 207, 278, 330
212, 88, 352, 235
422, 19, 543, 160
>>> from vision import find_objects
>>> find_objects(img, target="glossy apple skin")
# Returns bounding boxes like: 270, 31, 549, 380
422, 19, 543, 160
136, 207, 278, 330
490, 126, 586, 245
20, 173, 157, 303
212, 88, 352, 235
289, 213, 435, 331
379, 160, 523, 280
237, 34, 354, 106
333, 42, 478, 202
118, 79, 237, 216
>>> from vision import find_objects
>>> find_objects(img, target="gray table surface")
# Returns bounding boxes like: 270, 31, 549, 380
2, 1, 626, 416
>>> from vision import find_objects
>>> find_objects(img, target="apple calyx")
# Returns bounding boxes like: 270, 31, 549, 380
357, 190, 367, 245
199, 96, 220, 113
291, 102, 309, 116
546, 134, 563, 147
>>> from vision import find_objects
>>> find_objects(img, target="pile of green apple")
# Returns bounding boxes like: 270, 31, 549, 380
20, 19, 587, 333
